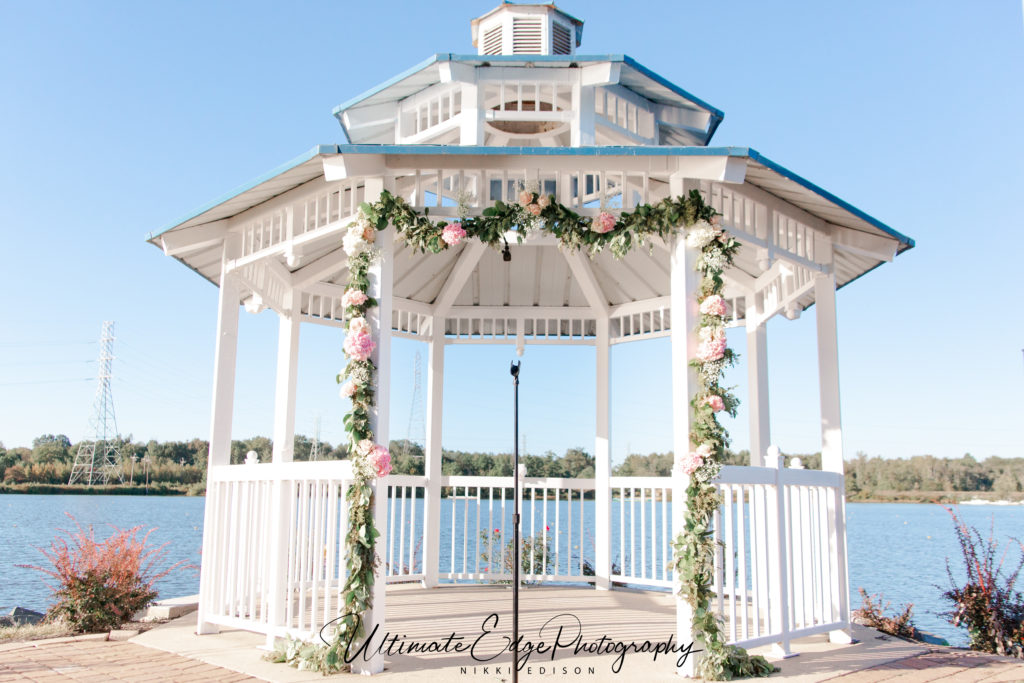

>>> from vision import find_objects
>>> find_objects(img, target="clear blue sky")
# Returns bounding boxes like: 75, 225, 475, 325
1, 1, 1022, 464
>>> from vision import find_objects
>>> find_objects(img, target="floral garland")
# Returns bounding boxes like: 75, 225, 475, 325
668, 218, 776, 680
274, 186, 773, 679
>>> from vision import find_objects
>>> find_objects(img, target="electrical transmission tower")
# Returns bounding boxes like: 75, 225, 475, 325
69, 321, 125, 485
309, 416, 322, 461
404, 350, 426, 456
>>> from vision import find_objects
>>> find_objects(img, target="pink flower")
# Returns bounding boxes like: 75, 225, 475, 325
677, 451, 704, 475
591, 211, 616, 234
362, 224, 376, 243
340, 380, 357, 398
518, 189, 533, 206
545, 525, 550, 531
537, 195, 551, 209
342, 288, 368, 309
368, 445, 392, 477
343, 329, 375, 361
526, 203, 542, 216
696, 337, 727, 362
699, 295, 727, 317
703, 395, 725, 412
442, 222, 466, 247
710, 215, 721, 227
494, 528, 500, 534
348, 317, 370, 336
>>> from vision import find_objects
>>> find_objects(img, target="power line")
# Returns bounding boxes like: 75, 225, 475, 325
0, 377, 94, 387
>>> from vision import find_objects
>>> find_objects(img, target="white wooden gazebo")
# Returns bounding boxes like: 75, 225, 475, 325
149, 4, 913, 676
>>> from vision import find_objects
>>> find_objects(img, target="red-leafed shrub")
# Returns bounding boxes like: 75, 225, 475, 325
941, 506, 1024, 659
19, 515, 184, 632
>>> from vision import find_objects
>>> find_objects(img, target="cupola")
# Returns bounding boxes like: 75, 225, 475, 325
471, 2, 583, 56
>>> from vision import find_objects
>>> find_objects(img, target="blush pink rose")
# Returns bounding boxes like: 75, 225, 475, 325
340, 380, 357, 398
537, 194, 551, 209
527, 203, 542, 216
518, 189, 533, 206
699, 295, 727, 317
703, 395, 725, 412
343, 329, 375, 362
591, 211, 616, 234
342, 288, 368, 308
368, 445, 392, 477
696, 337, 727, 362
677, 451, 704, 475
442, 222, 466, 247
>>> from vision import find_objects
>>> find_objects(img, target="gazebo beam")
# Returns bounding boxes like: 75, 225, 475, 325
290, 248, 347, 289
563, 251, 610, 316
432, 241, 488, 318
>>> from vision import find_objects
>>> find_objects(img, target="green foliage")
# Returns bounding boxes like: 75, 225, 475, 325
666, 201, 775, 680
478, 529, 555, 581
941, 507, 1024, 658
853, 589, 920, 640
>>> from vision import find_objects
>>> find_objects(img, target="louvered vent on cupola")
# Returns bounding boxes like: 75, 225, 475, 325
472, 4, 583, 57
551, 22, 572, 55
482, 25, 503, 55
511, 18, 543, 54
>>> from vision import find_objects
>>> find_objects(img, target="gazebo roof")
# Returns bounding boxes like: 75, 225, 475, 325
332, 54, 726, 146
149, 145, 913, 330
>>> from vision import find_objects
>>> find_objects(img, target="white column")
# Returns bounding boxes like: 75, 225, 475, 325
271, 289, 301, 464
459, 81, 485, 145
357, 177, 392, 675
814, 272, 853, 643
594, 318, 612, 590
571, 82, 596, 146
196, 239, 240, 636
745, 294, 770, 467
669, 177, 702, 677
814, 274, 843, 474
265, 288, 301, 648
422, 321, 444, 587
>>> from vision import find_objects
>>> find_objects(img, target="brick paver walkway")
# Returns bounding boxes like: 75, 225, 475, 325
0, 637, 258, 682
826, 648, 1024, 682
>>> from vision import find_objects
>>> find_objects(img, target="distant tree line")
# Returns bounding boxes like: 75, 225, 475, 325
1, 436, 1021, 499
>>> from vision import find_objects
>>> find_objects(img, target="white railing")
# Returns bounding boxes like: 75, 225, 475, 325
200, 460, 354, 640
437, 475, 597, 583
384, 475, 426, 583
200, 458, 847, 655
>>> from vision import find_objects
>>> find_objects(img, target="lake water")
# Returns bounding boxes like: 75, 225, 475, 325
2, 494, 1021, 647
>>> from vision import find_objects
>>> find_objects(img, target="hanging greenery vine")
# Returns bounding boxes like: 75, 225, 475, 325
667, 216, 776, 680
272, 186, 774, 679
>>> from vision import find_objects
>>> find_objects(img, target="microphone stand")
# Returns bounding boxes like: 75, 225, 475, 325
510, 360, 521, 683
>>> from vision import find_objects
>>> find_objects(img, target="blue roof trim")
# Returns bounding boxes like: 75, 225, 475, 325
331, 53, 724, 143
619, 55, 724, 122
147, 144, 339, 240
746, 149, 915, 249
330, 143, 750, 157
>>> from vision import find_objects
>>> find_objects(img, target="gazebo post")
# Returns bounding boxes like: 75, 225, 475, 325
814, 272, 853, 644
745, 294, 771, 467
593, 317, 611, 590
669, 178, 702, 677
265, 288, 301, 649
196, 239, 240, 636
422, 319, 444, 588
356, 177, 393, 675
